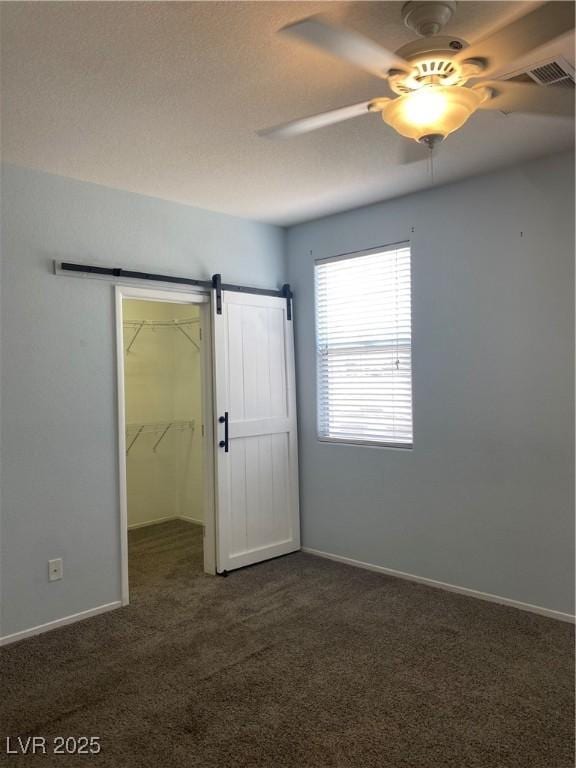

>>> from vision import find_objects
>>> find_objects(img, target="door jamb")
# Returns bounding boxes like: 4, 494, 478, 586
115, 284, 216, 607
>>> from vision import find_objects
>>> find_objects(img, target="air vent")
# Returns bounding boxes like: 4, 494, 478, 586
530, 60, 573, 86
503, 56, 575, 89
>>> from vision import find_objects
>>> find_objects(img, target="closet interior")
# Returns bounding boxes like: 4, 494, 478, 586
123, 299, 204, 572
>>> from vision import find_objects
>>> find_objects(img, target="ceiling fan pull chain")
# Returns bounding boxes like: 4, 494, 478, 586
428, 147, 435, 184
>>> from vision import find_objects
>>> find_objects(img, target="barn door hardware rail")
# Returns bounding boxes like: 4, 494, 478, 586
56, 261, 293, 319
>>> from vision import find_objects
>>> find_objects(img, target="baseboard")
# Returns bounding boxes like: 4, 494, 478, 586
178, 516, 204, 526
128, 515, 177, 530
128, 515, 204, 530
0, 601, 122, 647
302, 548, 575, 624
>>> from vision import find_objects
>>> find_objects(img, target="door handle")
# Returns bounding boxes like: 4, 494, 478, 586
218, 412, 229, 452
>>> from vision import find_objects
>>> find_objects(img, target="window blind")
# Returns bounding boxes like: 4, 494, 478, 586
315, 244, 413, 447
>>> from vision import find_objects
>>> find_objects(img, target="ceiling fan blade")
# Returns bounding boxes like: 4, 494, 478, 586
257, 100, 375, 139
454, 2, 575, 78
280, 16, 412, 79
478, 80, 575, 116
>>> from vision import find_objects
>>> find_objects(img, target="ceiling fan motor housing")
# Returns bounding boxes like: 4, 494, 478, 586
389, 37, 471, 95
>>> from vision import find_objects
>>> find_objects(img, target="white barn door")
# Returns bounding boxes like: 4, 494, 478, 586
212, 289, 300, 573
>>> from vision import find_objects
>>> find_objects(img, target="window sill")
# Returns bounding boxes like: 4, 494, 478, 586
317, 436, 413, 450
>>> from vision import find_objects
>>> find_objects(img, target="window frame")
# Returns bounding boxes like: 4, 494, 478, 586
314, 242, 414, 450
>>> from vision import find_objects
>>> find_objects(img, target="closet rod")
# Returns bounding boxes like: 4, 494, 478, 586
124, 319, 201, 353
123, 319, 200, 326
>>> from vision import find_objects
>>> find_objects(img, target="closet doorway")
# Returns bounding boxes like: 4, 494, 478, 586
116, 286, 215, 605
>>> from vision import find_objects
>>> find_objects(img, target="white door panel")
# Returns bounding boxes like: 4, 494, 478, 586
231, 417, 291, 439
213, 290, 300, 573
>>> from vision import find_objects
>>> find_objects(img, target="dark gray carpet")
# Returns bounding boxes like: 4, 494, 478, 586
1, 519, 573, 767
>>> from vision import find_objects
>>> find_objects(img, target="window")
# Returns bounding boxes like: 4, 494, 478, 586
315, 243, 413, 447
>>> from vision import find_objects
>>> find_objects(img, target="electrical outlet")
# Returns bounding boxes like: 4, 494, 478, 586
48, 558, 63, 582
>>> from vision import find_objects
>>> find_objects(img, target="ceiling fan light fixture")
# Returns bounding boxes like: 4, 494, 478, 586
381, 85, 489, 142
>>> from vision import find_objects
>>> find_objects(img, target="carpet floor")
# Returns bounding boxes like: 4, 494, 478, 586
1, 519, 573, 768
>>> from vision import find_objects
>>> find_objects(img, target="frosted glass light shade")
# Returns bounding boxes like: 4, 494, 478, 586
381, 85, 487, 143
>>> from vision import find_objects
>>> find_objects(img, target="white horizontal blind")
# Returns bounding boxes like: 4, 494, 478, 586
315, 244, 413, 446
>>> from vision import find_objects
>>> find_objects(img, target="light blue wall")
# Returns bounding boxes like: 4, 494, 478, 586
0, 165, 285, 638
2, 153, 574, 637
287, 151, 575, 615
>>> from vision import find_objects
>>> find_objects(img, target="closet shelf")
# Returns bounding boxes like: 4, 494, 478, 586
124, 318, 200, 353
125, 420, 195, 455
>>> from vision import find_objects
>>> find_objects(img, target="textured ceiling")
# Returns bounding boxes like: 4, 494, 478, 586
1, 1, 574, 225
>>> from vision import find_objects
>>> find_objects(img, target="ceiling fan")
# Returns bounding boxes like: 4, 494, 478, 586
258, 1, 575, 149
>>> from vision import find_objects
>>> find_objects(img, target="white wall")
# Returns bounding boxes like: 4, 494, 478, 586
0, 164, 285, 638
124, 300, 203, 529
287, 151, 575, 616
